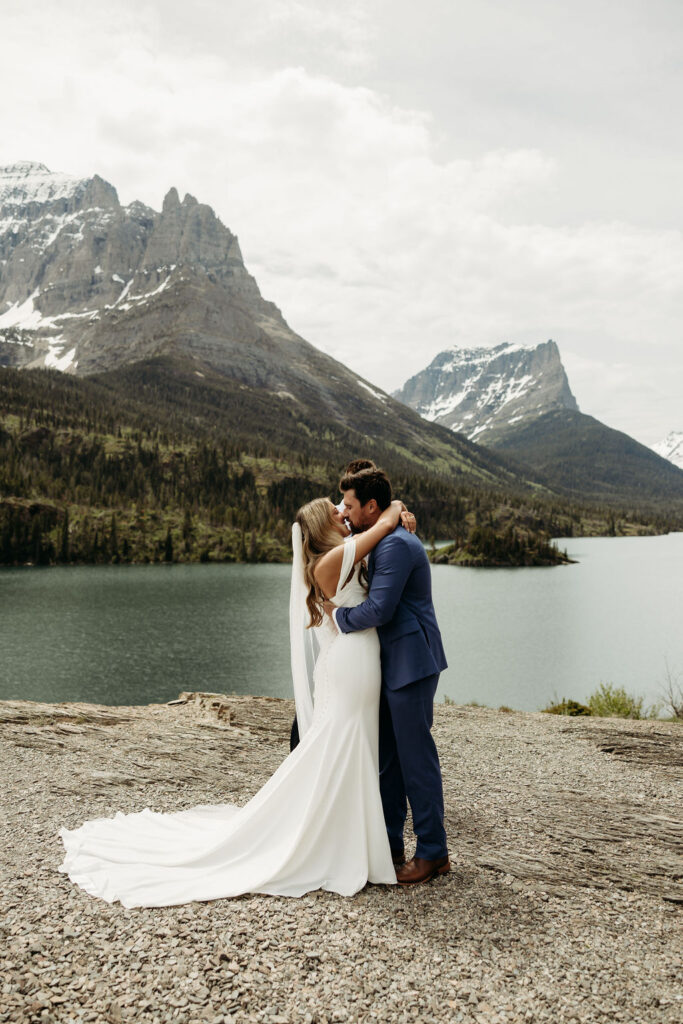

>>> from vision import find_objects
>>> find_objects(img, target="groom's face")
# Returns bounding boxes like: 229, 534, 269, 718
342, 489, 379, 532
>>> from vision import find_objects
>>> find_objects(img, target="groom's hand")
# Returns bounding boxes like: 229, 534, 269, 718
322, 601, 335, 619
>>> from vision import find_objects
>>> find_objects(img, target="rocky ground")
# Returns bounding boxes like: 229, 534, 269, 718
0, 693, 680, 1024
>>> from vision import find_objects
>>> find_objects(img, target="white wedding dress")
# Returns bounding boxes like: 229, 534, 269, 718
58, 540, 396, 907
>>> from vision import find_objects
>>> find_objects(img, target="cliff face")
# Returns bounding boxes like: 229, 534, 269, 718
0, 161, 271, 378
394, 340, 578, 444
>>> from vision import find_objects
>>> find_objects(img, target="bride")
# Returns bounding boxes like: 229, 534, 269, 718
58, 497, 405, 906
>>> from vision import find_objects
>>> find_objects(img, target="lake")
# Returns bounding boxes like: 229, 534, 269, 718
1, 534, 681, 712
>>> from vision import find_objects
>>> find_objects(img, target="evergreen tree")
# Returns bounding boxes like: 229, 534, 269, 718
182, 508, 193, 554
31, 517, 42, 565
59, 508, 70, 563
110, 512, 119, 563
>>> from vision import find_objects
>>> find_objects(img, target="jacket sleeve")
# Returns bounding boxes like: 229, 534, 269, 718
335, 535, 413, 634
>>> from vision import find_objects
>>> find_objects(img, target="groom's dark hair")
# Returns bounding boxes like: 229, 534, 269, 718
340, 467, 392, 510
344, 458, 376, 475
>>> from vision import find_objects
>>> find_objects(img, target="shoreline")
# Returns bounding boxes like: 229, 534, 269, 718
1, 692, 681, 1023
2, 529, 682, 571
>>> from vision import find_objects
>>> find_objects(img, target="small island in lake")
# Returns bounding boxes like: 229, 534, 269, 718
430, 524, 575, 567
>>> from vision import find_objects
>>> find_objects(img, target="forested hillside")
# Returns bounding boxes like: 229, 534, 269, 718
1, 363, 680, 567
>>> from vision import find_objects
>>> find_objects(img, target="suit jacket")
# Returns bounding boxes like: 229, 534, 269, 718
335, 528, 447, 690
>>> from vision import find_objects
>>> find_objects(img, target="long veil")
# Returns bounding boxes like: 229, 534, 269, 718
289, 522, 318, 738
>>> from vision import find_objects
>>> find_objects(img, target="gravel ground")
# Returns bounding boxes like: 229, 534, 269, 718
0, 693, 680, 1024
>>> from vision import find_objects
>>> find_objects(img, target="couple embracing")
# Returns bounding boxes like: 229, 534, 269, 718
58, 464, 449, 907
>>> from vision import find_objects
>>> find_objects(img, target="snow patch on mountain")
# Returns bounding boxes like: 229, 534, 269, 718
357, 379, 387, 403
45, 337, 77, 372
0, 289, 45, 329
0, 288, 96, 332
652, 431, 683, 470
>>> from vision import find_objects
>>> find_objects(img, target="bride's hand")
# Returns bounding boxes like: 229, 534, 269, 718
400, 504, 417, 533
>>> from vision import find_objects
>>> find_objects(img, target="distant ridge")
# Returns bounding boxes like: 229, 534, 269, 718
491, 409, 683, 503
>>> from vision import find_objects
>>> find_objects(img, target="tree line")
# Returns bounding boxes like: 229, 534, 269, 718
2, 364, 681, 567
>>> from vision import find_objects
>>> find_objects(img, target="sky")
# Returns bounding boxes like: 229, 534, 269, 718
1, 0, 682, 446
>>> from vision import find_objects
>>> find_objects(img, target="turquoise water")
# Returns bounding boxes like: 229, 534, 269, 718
1, 534, 681, 711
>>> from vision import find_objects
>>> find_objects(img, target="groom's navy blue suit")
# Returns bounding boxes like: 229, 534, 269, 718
334, 527, 449, 860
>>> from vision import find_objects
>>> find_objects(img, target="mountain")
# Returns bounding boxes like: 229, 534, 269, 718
393, 340, 578, 444
0, 160, 283, 378
652, 431, 683, 471
394, 339, 683, 505
0, 160, 538, 491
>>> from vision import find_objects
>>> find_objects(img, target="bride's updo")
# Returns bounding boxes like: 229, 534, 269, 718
295, 498, 344, 627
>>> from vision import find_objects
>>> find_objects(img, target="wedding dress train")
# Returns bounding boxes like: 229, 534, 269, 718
58, 540, 396, 907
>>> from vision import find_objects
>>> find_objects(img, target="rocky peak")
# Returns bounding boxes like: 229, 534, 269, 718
80, 175, 120, 210
162, 187, 180, 212
0, 160, 51, 183
1, 161, 89, 210
143, 189, 243, 274
394, 339, 578, 444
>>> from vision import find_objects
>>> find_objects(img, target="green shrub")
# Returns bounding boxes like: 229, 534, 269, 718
543, 698, 591, 716
587, 682, 658, 719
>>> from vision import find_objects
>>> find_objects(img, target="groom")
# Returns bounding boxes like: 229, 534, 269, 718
327, 466, 450, 885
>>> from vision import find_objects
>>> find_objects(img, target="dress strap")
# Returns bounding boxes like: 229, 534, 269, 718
336, 538, 357, 595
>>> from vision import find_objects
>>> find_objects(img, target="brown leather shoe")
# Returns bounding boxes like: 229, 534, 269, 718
391, 849, 406, 867
395, 855, 450, 885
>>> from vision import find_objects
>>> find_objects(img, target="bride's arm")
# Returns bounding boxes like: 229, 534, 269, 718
314, 501, 403, 599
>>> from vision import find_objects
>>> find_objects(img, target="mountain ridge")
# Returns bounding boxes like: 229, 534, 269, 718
0, 161, 548, 494
490, 408, 683, 503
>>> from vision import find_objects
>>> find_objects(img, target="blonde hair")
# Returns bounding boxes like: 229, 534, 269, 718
295, 498, 343, 627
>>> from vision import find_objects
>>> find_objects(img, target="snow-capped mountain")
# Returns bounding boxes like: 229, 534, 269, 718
394, 338, 683, 501
652, 431, 683, 471
0, 160, 264, 376
393, 339, 578, 444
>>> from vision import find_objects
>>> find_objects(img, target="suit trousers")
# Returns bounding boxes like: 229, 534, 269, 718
378, 673, 448, 861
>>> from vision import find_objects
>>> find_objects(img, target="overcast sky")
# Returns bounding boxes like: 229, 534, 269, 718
2, 0, 682, 445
